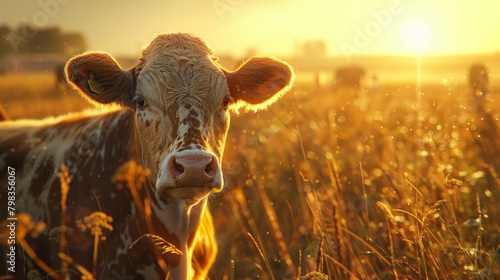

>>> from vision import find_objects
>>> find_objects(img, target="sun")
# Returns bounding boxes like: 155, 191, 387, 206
401, 19, 433, 54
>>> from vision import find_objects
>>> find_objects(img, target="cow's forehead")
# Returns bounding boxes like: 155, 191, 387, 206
136, 59, 226, 108
134, 34, 228, 109
142, 33, 214, 57
136, 33, 219, 80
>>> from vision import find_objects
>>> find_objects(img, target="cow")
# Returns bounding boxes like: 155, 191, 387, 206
469, 63, 489, 95
0, 104, 9, 121
333, 66, 365, 89
468, 63, 491, 115
469, 63, 489, 93
0, 33, 294, 279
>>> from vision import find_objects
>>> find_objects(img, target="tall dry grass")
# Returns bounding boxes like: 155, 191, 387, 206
1, 73, 499, 279
0, 73, 92, 119
210, 82, 500, 279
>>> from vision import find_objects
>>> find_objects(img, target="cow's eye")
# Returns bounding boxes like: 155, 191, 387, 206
133, 95, 148, 109
222, 95, 232, 111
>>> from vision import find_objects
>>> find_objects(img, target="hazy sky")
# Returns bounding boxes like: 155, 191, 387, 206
2, 0, 500, 58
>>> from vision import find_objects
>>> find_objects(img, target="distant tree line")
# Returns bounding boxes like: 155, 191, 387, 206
0, 24, 86, 58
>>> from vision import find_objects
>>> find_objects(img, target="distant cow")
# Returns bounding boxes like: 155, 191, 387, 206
469, 63, 489, 95
334, 66, 365, 89
0, 33, 294, 279
0, 104, 8, 121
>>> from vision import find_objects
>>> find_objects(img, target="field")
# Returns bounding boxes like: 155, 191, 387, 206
1, 66, 499, 279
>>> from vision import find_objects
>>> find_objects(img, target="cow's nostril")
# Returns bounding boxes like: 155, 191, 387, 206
205, 158, 213, 173
204, 157, 217, 179
173, 158, 185, 173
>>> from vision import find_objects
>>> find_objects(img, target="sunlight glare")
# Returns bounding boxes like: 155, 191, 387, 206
401, 19, 432, 53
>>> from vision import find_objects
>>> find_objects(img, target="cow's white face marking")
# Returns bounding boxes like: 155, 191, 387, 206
132, 45, 230, 203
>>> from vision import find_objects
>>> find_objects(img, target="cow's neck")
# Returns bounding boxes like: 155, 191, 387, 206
154, 197, 206, 234
126, 116, 208, 278
149, 196, 208, 279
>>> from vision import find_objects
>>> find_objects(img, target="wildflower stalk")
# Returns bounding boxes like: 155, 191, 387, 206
58, 164, 71, 277
58, 252, 94, 279
77, 212, 113, 277
93, 233, 99, 275
18, 238, 63, 280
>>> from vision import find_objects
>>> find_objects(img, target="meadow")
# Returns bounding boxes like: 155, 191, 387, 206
1, 67, 499, 279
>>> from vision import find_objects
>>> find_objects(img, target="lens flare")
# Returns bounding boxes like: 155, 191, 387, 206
401, 19, 433, 53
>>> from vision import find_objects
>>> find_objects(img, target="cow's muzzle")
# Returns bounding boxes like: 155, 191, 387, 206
158, 150, 223, 201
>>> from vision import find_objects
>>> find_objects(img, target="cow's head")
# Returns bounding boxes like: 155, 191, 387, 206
66, 33, 293, 204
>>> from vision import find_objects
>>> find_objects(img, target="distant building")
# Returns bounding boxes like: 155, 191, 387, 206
301, 39, 328, 60
291, 39, 332, 71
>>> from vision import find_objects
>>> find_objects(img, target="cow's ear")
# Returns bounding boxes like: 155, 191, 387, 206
65, 52, 135, 106
224, 57, 294, 112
